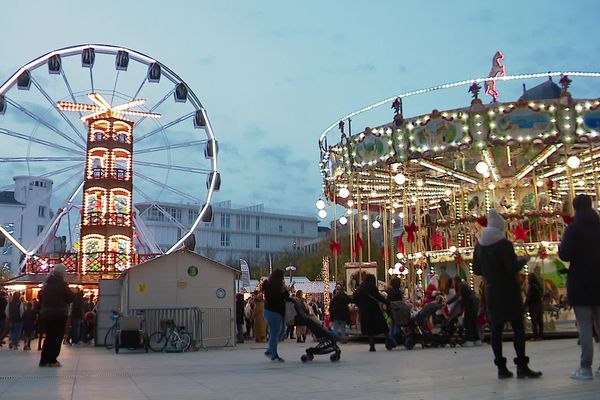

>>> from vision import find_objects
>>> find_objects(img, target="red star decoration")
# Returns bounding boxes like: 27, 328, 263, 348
511, 222, 530, 242
430, 229, 443, 250
404, 222, 418, 243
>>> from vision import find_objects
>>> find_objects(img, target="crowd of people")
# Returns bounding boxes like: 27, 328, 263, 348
0, 264, 97, 367
237, 194, 600, 382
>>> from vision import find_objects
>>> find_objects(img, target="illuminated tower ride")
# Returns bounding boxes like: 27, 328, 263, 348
58, 94, 160, 273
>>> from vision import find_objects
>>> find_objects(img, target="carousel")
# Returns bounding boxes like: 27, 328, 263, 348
317, 59, 600, 330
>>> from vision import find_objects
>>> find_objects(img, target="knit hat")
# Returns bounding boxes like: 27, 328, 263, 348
487, 208, 505, 230
52, 263, 67, 275
573, 194, 592, 211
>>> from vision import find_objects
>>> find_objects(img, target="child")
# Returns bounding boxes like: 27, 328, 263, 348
21, 302, 36, 351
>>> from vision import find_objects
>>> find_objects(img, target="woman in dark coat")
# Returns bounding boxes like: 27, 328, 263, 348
262, 269, 289, 362
472, 209, 541, 379
558, 194, 600, 380
352, 274, 388, 351
330, 285, 351, 338
525, 273, 544, 341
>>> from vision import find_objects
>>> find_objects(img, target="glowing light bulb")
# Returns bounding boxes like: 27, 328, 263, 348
318, 209, 327, 219
396, 252, 404, 259
444, 189, 452, 196
399, 212, 405, 219
416, 268, 423, 275
315, 199, 326, 210
372, 220, 381, 229
476, 161, 489, 175
338, 187, 350, 198
347, 200, 354, 207
362, 214, 368, 221
449, 246, 457, 253
536, 180, 544, 187
416, 179, 424, 187
393, 173, 406, 185
488, 183, 495, 190
339, 216, 348, 225
567, 155, 581, 169
577, 179, 585, 186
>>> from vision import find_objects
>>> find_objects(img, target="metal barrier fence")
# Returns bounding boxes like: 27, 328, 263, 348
129, 307, 233, 350
130, 307, 202, 350
199, 308, 233, 348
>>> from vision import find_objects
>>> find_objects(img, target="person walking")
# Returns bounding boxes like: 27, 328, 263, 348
472, 208, 542, 379
38, 264, 73, 367
6, 292, 24, 350
235, 293, 245, 344
262, 269, 289, 362
21, 302, 36, 351
294, 290, 309, 343
69, 287, 84, 345
352, 274, 389, 352
0, 291, 8, 347
525, 273, 544, 341
330, 285, 351, 339
252, 293, 267, 342
558, 194, 600, 380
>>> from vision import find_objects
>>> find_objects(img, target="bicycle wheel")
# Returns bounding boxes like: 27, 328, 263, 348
148, 331, 167, 352
176, 332, 192, 352
104, 326, 116, 350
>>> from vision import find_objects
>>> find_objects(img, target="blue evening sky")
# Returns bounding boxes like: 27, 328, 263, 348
1, 0, 599, 220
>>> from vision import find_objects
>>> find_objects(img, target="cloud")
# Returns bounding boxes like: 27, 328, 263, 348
197, 56, 215, 65
353, 64, 375, 73
244, 124, 267, 140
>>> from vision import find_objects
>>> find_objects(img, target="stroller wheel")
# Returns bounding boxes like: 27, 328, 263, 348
330, 352, 340, 362
301, 355, 309, 363
404, 336, 415, 350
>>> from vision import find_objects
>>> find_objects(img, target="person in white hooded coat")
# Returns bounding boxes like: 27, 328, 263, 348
472, 209, 542, 380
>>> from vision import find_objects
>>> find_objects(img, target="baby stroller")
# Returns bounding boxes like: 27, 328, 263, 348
385, 301, 411, 350
114, 314, 149, 354
290, 299, 342, 363
404, 302, 445, 349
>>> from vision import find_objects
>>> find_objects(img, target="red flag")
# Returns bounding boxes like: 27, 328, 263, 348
355, 233, 365, 250
329, 239, 341, 256
476, 216, 488, 227
397, 232, 405, 255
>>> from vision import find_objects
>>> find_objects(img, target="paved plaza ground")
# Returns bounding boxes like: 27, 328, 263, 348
0, 338, 599, 399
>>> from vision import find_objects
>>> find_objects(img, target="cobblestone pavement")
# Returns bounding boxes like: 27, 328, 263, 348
0, 338, 598, 399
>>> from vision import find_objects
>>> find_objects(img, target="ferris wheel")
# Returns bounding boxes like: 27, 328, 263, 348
0, 44, 220, 267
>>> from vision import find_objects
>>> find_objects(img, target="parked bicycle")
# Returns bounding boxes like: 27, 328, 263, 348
104, 310, 121, 350
148, 320, 192, 352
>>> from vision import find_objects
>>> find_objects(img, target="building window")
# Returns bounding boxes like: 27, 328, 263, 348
255, 235, 260, 249
221, 213, 230, 228
220, 232, 230, 247
37, 225, 45, 235
147, 207, 165, 221
236, 215, 251, 231
279, 225, 283, 233
301, 222, 305, 234
256, 217, 260, 231
164, 206, 181, 222
38, 206, 46, 217
188, 209, 198, 224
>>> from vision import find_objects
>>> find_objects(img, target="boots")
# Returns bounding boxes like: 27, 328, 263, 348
514, 357, 542, 379
494, 357, 514, 379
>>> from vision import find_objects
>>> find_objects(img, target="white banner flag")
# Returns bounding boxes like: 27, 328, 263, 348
240, 259, 251, 288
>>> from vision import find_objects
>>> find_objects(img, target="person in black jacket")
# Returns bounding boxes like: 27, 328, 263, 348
235, 293, 245, 344
262, 269, 289, 362
38, 264, 73, 367
6, 291, 24, 349
473, 208, 541, 379
0, 291, 7, 347
353, 273, 389, 352
558, 194, 600, 380
525, 273, 544, 341
330, 285, 351, 338
69, 288, 84, 345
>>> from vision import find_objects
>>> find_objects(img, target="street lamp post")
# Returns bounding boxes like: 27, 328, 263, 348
286, 265, 297, 284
